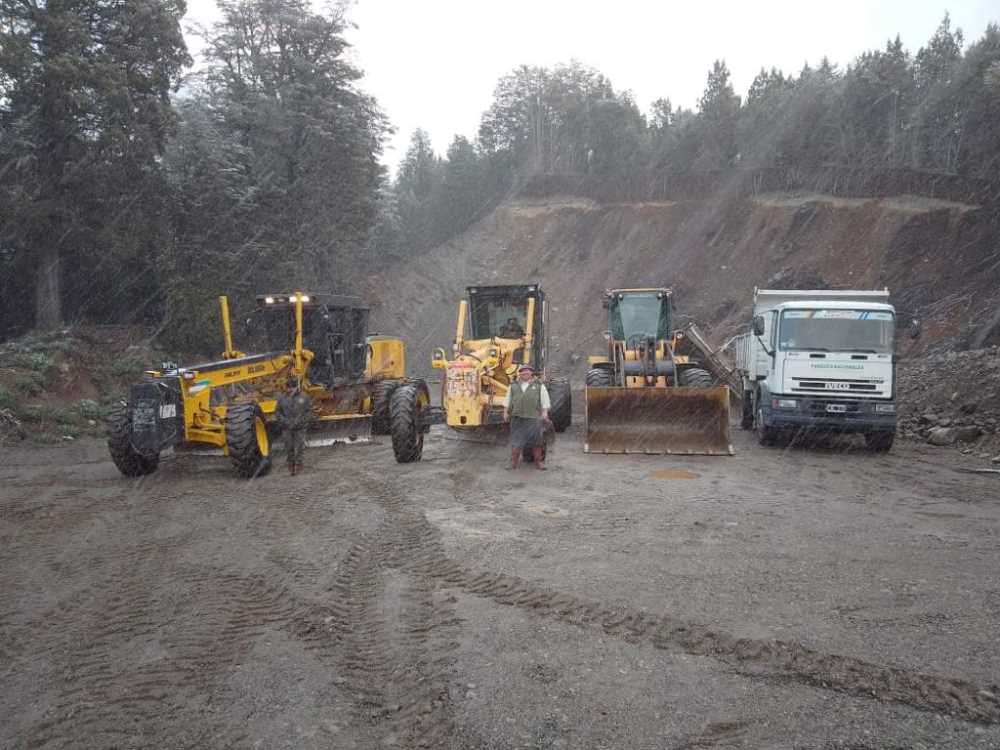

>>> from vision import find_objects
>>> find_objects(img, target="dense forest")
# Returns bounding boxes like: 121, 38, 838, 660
1, 2, 998, 350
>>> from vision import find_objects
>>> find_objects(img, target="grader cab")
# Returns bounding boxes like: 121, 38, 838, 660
107, 293, 430, 478
584, 288, 732, 455
432, 284, 571, 437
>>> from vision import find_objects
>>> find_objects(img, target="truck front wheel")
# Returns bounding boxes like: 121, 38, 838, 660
756, 406, 780, 447
864, 431, 894, 453
740, 391, 754, 430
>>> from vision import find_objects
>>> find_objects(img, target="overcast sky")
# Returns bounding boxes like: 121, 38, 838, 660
183, 0, 997, 172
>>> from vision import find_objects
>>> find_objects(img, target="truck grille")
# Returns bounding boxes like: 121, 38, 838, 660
791, 377, 879, 393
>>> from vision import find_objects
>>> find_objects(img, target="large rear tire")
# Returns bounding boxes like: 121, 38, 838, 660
585, 368, 612, 387
371, 379, 401, 435
226, 403, 272, 478
390, 384, 425, 463
107, 405, 159, 477
678, 367, 714, 388
547, 378, 572, 432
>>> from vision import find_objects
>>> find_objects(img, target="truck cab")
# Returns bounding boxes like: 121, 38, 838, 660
734, 289, 898, 451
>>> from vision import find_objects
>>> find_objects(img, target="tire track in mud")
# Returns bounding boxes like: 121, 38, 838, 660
307, 478, 462, 748
411, 559, 1000, 725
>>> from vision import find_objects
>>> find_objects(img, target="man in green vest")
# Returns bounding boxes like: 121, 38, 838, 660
502, 364, 551, 470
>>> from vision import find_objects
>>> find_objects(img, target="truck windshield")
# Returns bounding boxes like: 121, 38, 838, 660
779, 309, 895, 353
610, 293, 668, 340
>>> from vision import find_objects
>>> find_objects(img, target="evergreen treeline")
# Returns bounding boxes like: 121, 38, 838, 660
385, 16, 999, 257
1, 4, 998, 348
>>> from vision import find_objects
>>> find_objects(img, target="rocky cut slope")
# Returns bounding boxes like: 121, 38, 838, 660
366, 169, 1000, 384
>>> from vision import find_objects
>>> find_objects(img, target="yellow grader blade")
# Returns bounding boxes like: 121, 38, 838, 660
584, 386, 733, 455
304, 414, 372, 447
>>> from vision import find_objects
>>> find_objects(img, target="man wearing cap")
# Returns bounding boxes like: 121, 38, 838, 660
502, 364, 550, 470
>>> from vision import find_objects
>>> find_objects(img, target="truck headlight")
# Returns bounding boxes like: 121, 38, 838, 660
875, 403, 896, 414
772, 398, 797, 409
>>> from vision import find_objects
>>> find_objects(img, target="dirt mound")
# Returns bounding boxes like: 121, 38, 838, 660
898, 346, 1000, 460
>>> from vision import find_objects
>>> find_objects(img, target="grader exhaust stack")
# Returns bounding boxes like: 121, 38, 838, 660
584, 289, 733, 456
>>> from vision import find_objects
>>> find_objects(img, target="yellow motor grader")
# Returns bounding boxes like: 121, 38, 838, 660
107, 293, 430, 478
432, 284, 571, 454
584, 288, 732, 455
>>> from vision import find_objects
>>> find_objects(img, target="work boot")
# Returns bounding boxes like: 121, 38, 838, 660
507, 449, 520, 470
289, 463, 297, 476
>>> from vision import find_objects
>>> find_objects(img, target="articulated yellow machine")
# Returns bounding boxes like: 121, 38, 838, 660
432, 284, 571, 448
584, 288, 732, 455
108, 293, 430, 478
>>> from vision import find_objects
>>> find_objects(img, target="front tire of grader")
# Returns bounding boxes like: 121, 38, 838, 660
107, 406, 159, 477
226, 403, 272, 478
371, 379, 401, 435
389, 383, 426, 463
547, 378, 572, 432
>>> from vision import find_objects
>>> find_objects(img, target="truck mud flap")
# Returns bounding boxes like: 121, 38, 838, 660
584, 386, 733, 456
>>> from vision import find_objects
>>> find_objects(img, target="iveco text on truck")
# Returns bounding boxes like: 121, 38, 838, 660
731, 288, 900, 451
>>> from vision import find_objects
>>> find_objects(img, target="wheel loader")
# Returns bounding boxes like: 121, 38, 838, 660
584, 288, 733, 455
107, 293, 430, 478
432, 284, 571, 457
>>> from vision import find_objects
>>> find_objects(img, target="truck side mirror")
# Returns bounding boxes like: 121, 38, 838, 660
752, 315, 765, 337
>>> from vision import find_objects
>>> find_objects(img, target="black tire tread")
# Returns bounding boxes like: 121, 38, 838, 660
865, 431, 895, 453
390, 384, 424, 463
107, 405, 159, 477
371, 379, 401, 435
585, 368, 612, 387
678, 367, 714, 388
226, 403, 271, 478
547, 378, 572, 432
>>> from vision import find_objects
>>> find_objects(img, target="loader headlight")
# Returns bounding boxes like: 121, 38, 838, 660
265, 296, 275, 304
772, 398, 797, 409
300, 295, 309, 303
875, 403, 896, 414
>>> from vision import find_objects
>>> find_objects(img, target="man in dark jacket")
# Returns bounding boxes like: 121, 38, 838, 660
502, 364, 550, 470
277, 378, 312, 475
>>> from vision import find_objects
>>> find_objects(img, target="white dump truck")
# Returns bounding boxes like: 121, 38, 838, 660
731, 288, 901, 451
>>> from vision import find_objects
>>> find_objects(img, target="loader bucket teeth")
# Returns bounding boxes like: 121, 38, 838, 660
584, 386, 733, 455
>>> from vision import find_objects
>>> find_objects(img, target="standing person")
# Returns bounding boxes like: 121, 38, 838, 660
502, 364, 550, 470
277, 377, 313, 475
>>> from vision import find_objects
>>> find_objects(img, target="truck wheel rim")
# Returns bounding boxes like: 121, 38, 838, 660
255, 417, 270, 456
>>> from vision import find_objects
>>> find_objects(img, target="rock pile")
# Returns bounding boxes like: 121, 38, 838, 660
897, 346, 1000, 461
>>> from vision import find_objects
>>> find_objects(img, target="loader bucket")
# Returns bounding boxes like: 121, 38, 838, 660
584, 386, 733, 455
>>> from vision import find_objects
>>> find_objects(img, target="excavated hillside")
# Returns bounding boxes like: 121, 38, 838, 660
365, 175, 1000, 456
368, 183, 1000, 380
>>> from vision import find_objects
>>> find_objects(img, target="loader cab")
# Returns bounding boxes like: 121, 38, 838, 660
466, 284, 546, 370
252, 293, 369, 386
606, 288, 672, 345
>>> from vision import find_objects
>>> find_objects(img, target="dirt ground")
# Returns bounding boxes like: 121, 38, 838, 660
2, 423, 1000, 749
